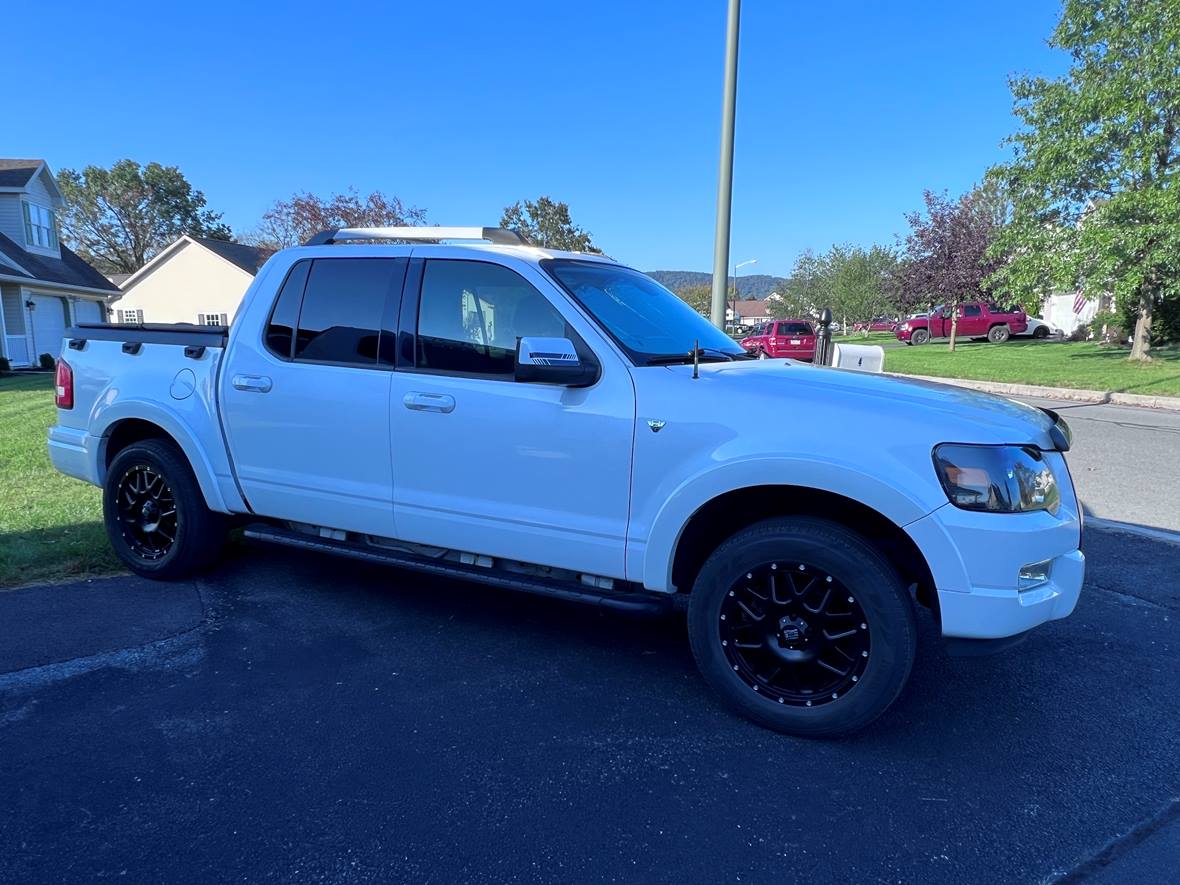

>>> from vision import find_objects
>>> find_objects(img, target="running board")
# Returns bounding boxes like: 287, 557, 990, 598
243, 524, 672, 616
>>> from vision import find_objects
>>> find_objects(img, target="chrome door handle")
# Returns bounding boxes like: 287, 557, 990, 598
232, 374, 272, 393
403, 392, 455, 413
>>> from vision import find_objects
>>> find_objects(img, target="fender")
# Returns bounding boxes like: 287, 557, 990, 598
634, 455, 942, 592
92, 399, 246, 515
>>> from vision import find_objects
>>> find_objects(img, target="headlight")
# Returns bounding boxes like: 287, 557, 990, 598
932, 444, 1060, 515
900, 322, 910, 331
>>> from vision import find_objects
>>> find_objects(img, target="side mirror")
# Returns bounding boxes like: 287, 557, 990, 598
515, 337, 599, 387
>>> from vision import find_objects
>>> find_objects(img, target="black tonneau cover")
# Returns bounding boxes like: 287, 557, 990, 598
66, 323, 229, 348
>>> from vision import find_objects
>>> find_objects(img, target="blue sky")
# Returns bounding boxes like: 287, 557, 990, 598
12, 1, 1066, 276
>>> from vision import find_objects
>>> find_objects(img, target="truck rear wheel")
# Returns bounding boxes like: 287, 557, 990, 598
687, 517, 917, 737
988, 325, 1011, 343
910, 329, 930, 345
103, 439, 226, 580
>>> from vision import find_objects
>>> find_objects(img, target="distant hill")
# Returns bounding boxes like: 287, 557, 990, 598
647, 270, 785, 299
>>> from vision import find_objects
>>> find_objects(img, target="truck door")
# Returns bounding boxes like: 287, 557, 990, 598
220, 256, 407, 537
387, 255, 634, 579
958, 303, 986, 336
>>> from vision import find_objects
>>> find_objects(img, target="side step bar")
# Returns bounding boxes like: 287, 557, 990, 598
243, 524, 673, 616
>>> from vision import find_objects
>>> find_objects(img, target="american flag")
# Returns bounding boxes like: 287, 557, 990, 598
1072, 291, 1087, 315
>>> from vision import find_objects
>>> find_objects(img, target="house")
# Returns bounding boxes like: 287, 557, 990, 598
111, 236, 273, 326
730, 298, 773, 326
0, 159, 119, 367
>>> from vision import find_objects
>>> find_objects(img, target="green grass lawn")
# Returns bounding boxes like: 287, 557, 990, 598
0, 373, 120, 588
883, 339, 1180, 397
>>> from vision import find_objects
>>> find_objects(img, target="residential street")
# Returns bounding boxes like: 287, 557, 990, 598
2, 528, 1177, 884
1013, 396, 1180, 533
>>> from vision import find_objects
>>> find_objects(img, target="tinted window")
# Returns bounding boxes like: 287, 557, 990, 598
962, 304, 982, 317
543, 260, 745, 363
265, 260, 311, 358
293, 259, 401, 365
416, 260, 569, 376
777, 322, 813, 335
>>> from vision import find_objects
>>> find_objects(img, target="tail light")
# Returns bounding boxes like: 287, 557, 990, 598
55, 358, 74, 409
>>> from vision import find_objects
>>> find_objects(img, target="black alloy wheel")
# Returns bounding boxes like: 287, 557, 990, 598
687, 517, 917, 737
115, 464, 178, 560
103, 438, 226, 579
719, 561, 870, 707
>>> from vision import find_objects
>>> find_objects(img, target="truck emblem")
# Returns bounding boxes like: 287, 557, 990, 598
648, 420, 666, 433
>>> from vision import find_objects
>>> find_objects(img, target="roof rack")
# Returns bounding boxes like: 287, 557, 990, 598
304, 226, 531, 247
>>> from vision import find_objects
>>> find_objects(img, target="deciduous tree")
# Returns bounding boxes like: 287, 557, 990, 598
248, 190, 426, 250
901, 188, 1002, 351
500, 196, 599, 252
989, 0, 1180, 360
56, 160, 230, 274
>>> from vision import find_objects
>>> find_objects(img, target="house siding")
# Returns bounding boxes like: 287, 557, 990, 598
0, 194, 24, 248
113, 239, 255, 324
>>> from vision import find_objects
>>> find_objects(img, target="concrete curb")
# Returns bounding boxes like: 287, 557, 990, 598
891, 373, 1180, 412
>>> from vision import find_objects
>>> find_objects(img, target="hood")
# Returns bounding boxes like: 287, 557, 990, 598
662, 360, 1057, 447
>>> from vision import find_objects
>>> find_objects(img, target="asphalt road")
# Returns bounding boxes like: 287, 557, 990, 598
1011, 396, 1180, 533
2, 528, 1177, 884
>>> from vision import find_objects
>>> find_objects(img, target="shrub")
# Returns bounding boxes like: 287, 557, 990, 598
38, 353, 55, 370
0, 356, 9, 374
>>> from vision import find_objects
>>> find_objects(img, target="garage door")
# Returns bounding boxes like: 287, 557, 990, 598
30, 295, 70, 364
73, 300, 104, 324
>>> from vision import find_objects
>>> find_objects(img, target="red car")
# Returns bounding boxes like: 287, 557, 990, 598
739, 319, 817, 361
853, 318, 897, 332
896, 301, 1028, 344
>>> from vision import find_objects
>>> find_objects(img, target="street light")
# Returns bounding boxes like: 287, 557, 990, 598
710, 0, 742, 329
731, 258, 757, 329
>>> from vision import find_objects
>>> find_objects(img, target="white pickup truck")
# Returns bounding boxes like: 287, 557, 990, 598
48, 226, 1084, 736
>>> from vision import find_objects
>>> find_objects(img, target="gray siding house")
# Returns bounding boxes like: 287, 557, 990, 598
0, 159, 118, 367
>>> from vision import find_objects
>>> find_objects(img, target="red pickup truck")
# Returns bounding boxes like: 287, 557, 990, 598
896, 302, 1027, 345
739, 319, 817, 360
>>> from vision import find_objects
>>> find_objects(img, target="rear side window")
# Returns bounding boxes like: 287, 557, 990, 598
777, 322, 812, 335
416, 260, 569, 377
265, 260, 311, 357
962, 304, 982, 317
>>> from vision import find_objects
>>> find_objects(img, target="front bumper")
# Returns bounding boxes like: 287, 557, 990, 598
904, 452, 1084, 640
895, 328, 913, 342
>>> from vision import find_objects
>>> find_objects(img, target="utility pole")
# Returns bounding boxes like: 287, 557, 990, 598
710, 0, 741, 330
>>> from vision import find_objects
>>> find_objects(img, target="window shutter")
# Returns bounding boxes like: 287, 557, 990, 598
22, 202, 33, 244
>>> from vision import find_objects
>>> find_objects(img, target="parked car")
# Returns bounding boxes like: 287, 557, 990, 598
47, 226, 1083, 737
739, 319, 817, 361
896, 302, 1028, 344
853, 318, 897, 333
1016, 317, 1057, 340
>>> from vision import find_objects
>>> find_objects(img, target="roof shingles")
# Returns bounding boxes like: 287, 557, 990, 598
0, 233, 120, 293
0, 159, 43, 189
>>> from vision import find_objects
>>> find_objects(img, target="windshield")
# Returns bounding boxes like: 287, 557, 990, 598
542, 259, 746, 363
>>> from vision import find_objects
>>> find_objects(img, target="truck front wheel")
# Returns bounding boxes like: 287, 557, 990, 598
910, 329, 930, 345
103, 439, 226, 580
687, 517, 917, 737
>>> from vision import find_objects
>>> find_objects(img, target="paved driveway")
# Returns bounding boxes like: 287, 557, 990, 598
1, 528, 1177, 884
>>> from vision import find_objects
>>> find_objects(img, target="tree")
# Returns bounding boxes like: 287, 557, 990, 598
500, 196, 599, 252
674, 283, 713, 316
56, 160, 231, 274
989, 0, 1180, 360
775, 249, 830, 319
825, 244, 895, 336
901, 188, 1002, 351
248, 189, 427, 250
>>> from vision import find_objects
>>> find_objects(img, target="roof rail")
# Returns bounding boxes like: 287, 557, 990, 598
304, 226, 531, 247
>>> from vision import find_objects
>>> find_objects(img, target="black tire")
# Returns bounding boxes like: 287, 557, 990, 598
687, 517, 917, 737
910, 328, 930, 345
1033, 325, 1050, 339
987, 325, 1010, 344
103, 439, 226, 580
